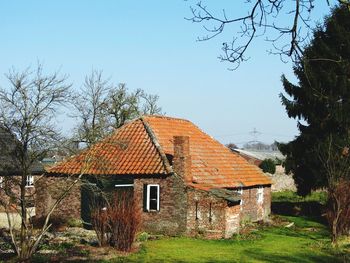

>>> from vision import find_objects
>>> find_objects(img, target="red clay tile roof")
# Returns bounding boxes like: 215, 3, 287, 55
48, 119, 170, 175
143, 116, 271, 188
48, 115, 271, 188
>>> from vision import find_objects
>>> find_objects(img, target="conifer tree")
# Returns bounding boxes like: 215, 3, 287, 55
279, 5, 350, 195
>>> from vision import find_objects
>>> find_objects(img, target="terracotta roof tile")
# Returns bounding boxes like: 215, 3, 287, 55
48, 119, 168, 176
48, 115, 271, 188
143, 115, 271, 188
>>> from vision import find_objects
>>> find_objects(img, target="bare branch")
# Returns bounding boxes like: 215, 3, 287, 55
187, 0, 347, 69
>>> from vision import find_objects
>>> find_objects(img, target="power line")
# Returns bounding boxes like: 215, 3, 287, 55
249, 128, 261, 142
214, 130, 295, 139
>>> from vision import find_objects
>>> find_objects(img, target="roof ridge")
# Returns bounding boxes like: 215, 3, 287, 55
140, 117, 173, 174
143, 114, 191, 122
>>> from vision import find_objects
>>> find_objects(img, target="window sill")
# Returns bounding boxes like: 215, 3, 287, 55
146, 210, 160, 213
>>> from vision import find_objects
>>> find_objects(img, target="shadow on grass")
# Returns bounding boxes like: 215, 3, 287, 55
272, 201, 327, 225
261, 226, 330, 245
0, 252, 16, 261
239, 247, 343, 263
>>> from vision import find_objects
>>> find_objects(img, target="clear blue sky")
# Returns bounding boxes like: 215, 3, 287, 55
0, 1, 333, 146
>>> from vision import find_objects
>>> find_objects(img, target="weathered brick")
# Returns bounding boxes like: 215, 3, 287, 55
240, 186, 271, 222
134, 174, 187, 236
35, 176, 81, 221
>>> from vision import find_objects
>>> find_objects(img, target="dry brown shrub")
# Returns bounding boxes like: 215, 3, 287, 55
326, 179, 350, 242
91, 207, 109, 246
91, 190, 141, 251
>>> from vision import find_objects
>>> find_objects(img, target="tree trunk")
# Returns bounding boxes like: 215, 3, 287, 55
20, 172, 28, 255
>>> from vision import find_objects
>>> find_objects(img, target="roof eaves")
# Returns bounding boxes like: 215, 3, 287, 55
140, 117, 173, 174
209, 188, 241, 203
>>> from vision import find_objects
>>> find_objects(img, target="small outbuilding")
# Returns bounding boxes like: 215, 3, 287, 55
38, 116, 272, 238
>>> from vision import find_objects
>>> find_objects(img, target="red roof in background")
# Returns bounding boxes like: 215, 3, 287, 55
48, 115, 271, 188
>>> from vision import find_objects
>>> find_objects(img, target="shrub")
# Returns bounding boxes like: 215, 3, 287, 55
91, 191, 141, 251
67, 218, 83, 228
259, 159, 276, 174
91, 207, 109, 246
137, 232, 150, 242
109, 192, 141, 251
326, 179, 350, 242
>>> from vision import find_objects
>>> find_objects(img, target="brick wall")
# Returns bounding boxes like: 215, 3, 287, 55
186, 188, 240, 239
32, 173, 271, 237
173, 136, 192, 184
240, 185, 271, 222
0, 175, 36, 212
35, 175, 81, 221
225, 204, 241, 238
134, 174, 187, 236
263, 186, 271, 218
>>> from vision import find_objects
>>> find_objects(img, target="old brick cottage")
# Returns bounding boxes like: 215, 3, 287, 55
37, 115, 271, 238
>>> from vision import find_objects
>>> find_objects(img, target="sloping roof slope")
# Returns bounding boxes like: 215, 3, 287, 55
48, 119, 169, 175
143, 116, 270, 188
48, 116, 271, 188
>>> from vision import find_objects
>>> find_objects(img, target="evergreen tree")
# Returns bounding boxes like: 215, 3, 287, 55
279, 5, 350, 195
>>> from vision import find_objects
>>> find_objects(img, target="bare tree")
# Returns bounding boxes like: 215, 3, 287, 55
318, 135, 350, 242
74, 72, 163, 144
0, 64, 73, 260
107, 84, 163, 129
74, 70, 111, 145
140, 92, 162, 116
187, 0, 350, 69
106, 83, 142, 129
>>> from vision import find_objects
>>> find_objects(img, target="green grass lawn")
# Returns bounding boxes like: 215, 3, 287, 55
109, 215, 347, 263
272, 190, 328, 205
107, 191, 347, 263
24, 190, 348, 262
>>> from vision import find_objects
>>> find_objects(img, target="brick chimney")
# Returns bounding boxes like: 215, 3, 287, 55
173, 136, 192, 183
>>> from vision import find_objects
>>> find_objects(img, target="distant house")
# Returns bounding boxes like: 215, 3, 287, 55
0, 127, 20, 177
0, 127, 46, 214
233, 148, 284, 167
39, 116, 272, 238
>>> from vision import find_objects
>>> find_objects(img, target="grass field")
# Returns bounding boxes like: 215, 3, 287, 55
271, 190, 327, 205
8, 191, 349, 262
108, 191, 347, 263
111, 215, 347, 263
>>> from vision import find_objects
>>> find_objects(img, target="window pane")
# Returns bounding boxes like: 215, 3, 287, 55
150, 186, 158, 199
150, 199, 158, 210
26, 176, 34, 186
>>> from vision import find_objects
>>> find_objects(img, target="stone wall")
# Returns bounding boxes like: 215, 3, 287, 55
134, 174, 187, 236
186, 188, 241, 239
35, 175, 81, 221
266, 166, 296, 192
225, 204, 241, 238
240, 185, 271, 222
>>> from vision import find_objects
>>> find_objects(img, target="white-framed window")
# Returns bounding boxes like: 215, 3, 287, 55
234, 187, 244, 207
146, 184, 160, 211
257, 186, 264, 204
0, 176, 3, 188
26, 175, 34, 187
115, 184, 134, 188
